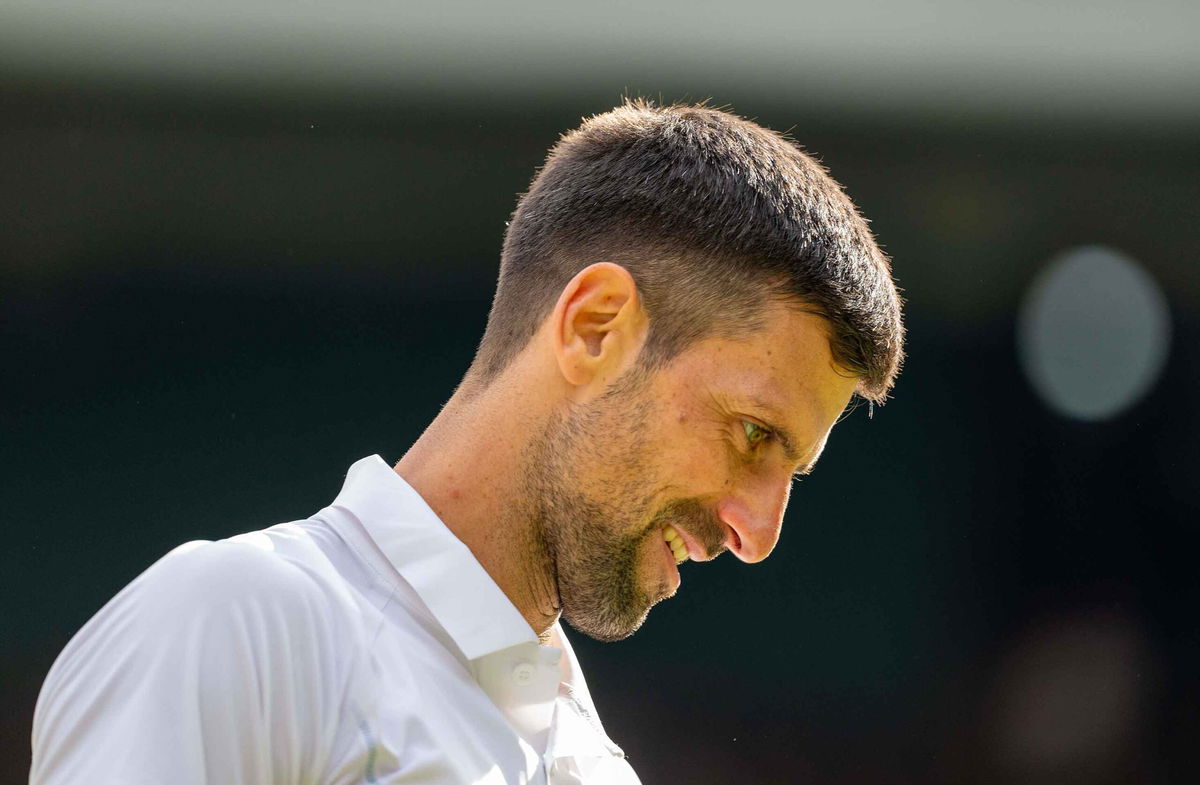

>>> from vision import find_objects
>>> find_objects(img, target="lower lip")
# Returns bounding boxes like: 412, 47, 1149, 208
661, 537, 681, 591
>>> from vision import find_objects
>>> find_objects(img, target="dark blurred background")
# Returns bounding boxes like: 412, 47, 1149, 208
3, 2, 1198, 783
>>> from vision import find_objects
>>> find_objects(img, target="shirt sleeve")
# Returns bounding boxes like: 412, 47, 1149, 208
31, 538, 357, 785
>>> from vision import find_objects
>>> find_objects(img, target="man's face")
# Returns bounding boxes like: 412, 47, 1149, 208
525, 305, 861, 642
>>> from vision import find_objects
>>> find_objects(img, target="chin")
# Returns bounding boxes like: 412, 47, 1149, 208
561, 599, 655, 643
555, 530, 670, 642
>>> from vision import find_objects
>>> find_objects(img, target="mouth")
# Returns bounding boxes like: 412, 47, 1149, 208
662, 524, 689, 564
657, 525, 686, 595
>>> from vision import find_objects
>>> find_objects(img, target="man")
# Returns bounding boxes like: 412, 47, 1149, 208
31, 99, 903, 783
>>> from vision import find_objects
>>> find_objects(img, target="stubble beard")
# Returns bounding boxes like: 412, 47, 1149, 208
522, 384, 668, 643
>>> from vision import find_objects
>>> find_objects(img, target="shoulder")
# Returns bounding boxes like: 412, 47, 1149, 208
35, 533, 369, 738
32, 534, 369, 783
138, 536, 336, 619
90, 531, 370, 667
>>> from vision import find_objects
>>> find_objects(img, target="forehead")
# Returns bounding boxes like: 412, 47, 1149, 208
660, 306, 858, 442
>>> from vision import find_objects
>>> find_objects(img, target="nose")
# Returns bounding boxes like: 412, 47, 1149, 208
715, 471, 793, 563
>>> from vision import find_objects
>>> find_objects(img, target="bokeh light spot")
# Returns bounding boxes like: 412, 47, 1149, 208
1017, 245, 1170, 421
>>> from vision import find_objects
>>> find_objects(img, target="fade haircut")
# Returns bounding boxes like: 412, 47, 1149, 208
469, 99, 904, 402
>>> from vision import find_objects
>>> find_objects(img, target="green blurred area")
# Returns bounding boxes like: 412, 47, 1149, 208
3, 77, 1198, 783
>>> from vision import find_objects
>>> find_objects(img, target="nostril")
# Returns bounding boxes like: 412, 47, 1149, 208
728, 526, 742, 553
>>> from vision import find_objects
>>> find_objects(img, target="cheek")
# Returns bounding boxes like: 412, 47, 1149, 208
676, 448, 723, 489
665, 408, 732, 488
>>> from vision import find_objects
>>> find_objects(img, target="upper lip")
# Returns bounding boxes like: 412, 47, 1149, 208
670, 526, 703, 561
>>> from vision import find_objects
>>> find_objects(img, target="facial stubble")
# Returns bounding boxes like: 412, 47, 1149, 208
518, 375, 673, 642
520, 375, 732, 642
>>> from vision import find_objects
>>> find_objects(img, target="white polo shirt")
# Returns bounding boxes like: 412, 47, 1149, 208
31, 455, 641, 784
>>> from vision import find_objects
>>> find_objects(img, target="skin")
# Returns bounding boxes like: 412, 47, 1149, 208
396, 262, 860, 643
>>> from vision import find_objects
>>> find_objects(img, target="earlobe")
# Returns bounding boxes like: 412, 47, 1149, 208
551, 263, 647, 389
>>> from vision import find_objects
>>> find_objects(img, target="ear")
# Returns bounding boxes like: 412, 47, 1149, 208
550, 263, 648, 392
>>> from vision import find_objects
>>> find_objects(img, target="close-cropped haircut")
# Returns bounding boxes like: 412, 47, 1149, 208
469, 99, 904, 403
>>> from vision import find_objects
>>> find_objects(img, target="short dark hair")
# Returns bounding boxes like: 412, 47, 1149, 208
469, 99, 904, 402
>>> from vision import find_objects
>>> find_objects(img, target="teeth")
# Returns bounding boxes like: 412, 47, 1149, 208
662, 525, 688, 564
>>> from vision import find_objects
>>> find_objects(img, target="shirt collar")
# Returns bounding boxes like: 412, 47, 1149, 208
330, 454, 538, 660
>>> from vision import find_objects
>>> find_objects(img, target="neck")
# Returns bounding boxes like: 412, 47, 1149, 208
395, 374, 562, 638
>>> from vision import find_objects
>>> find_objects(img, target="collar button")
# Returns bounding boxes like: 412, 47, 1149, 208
511, 662, 536, 685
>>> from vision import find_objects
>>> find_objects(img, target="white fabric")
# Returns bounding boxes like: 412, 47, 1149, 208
31, 455, 642, 785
